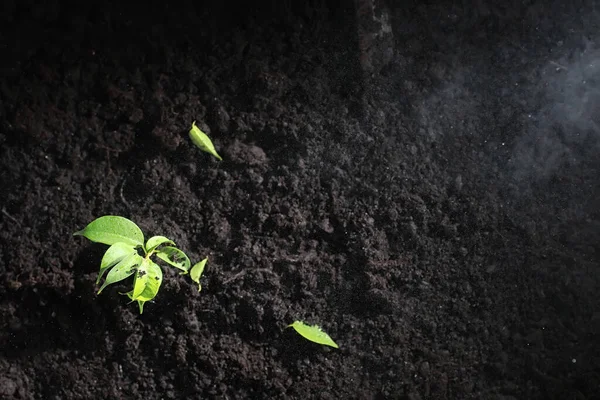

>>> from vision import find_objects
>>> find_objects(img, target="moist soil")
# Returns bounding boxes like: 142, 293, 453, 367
1, 1, 599, 399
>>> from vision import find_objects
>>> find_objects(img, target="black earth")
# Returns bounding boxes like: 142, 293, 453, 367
1, 0, 599, 399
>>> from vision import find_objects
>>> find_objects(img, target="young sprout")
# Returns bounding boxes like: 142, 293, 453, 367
73, 215, 208, 313
189, 121, 222, 161
190, 258, 208, 291
287, 321, 339, 349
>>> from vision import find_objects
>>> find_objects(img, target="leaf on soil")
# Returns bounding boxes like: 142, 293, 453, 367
287, 321, 339, 349
189, 120, 223, 161
190, 258, 208, 291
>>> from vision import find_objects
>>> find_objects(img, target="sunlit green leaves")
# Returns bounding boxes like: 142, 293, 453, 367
74, 215, 209, 314
156, 246, 191, 273
98, 242, 138, 284
125, 259, 163, 313
145, 236, 175, 253
288, 321, 339, 349
189, 120, 223, 161
132, 259, 149, 298
97, 253, 142, 294
190, 258, 207, 291
74, 216, 144, 247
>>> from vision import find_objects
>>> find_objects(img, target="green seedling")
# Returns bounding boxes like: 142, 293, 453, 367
73, 215, 208, 314
190, 258, 207, 291
287, 321, 339, 349
189, 120, 222, 161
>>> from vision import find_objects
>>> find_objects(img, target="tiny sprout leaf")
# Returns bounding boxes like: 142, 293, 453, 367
287, 321, 339, 349
189, 121, 223, 161
145, 236, 175, 253
98, 242, 138, 284
124, 260, 162, 314
190, 258, 208, 291
156, 246, 191, 273
98, 253, 142, 294
74, 216, 144, 247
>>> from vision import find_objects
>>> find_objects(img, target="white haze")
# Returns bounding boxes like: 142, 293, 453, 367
511, 41, 600, 183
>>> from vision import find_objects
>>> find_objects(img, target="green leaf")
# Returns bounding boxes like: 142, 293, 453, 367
190, 258, 207, 291
98, 242, 138, 284
125, 260, 163, 314
145, 236, 175, 253
189, 121, 223, 161
155, 246, 191, 273
97, 253, 142, 294
74, 216, 144, 247
287, 321, 339, 349
132, 260, 149, 298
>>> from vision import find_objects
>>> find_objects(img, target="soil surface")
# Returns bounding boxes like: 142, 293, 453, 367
1, 0, 599, 399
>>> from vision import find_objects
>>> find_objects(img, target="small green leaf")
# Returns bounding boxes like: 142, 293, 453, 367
74, 216, 144, 247
156, 246, 191, 273
124, 260, 163, 314
132, 260, 149, 298
287, 321, 339, 349
98, 242, 138, 284
97, 253, 142, 294
190, 258, 208, 291
145, 236, 175, 253
189, 120, 223, 161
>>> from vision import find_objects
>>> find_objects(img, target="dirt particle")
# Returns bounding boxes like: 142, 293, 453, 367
129, 107, 144, 123
0, 377, 17, 397
213, 105, 230, 132
419, 361, 430, 377
225, 140, 268, 166
320, 218, 334, 233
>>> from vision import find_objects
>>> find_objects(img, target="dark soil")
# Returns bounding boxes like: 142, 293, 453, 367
1, 0, 599, 399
